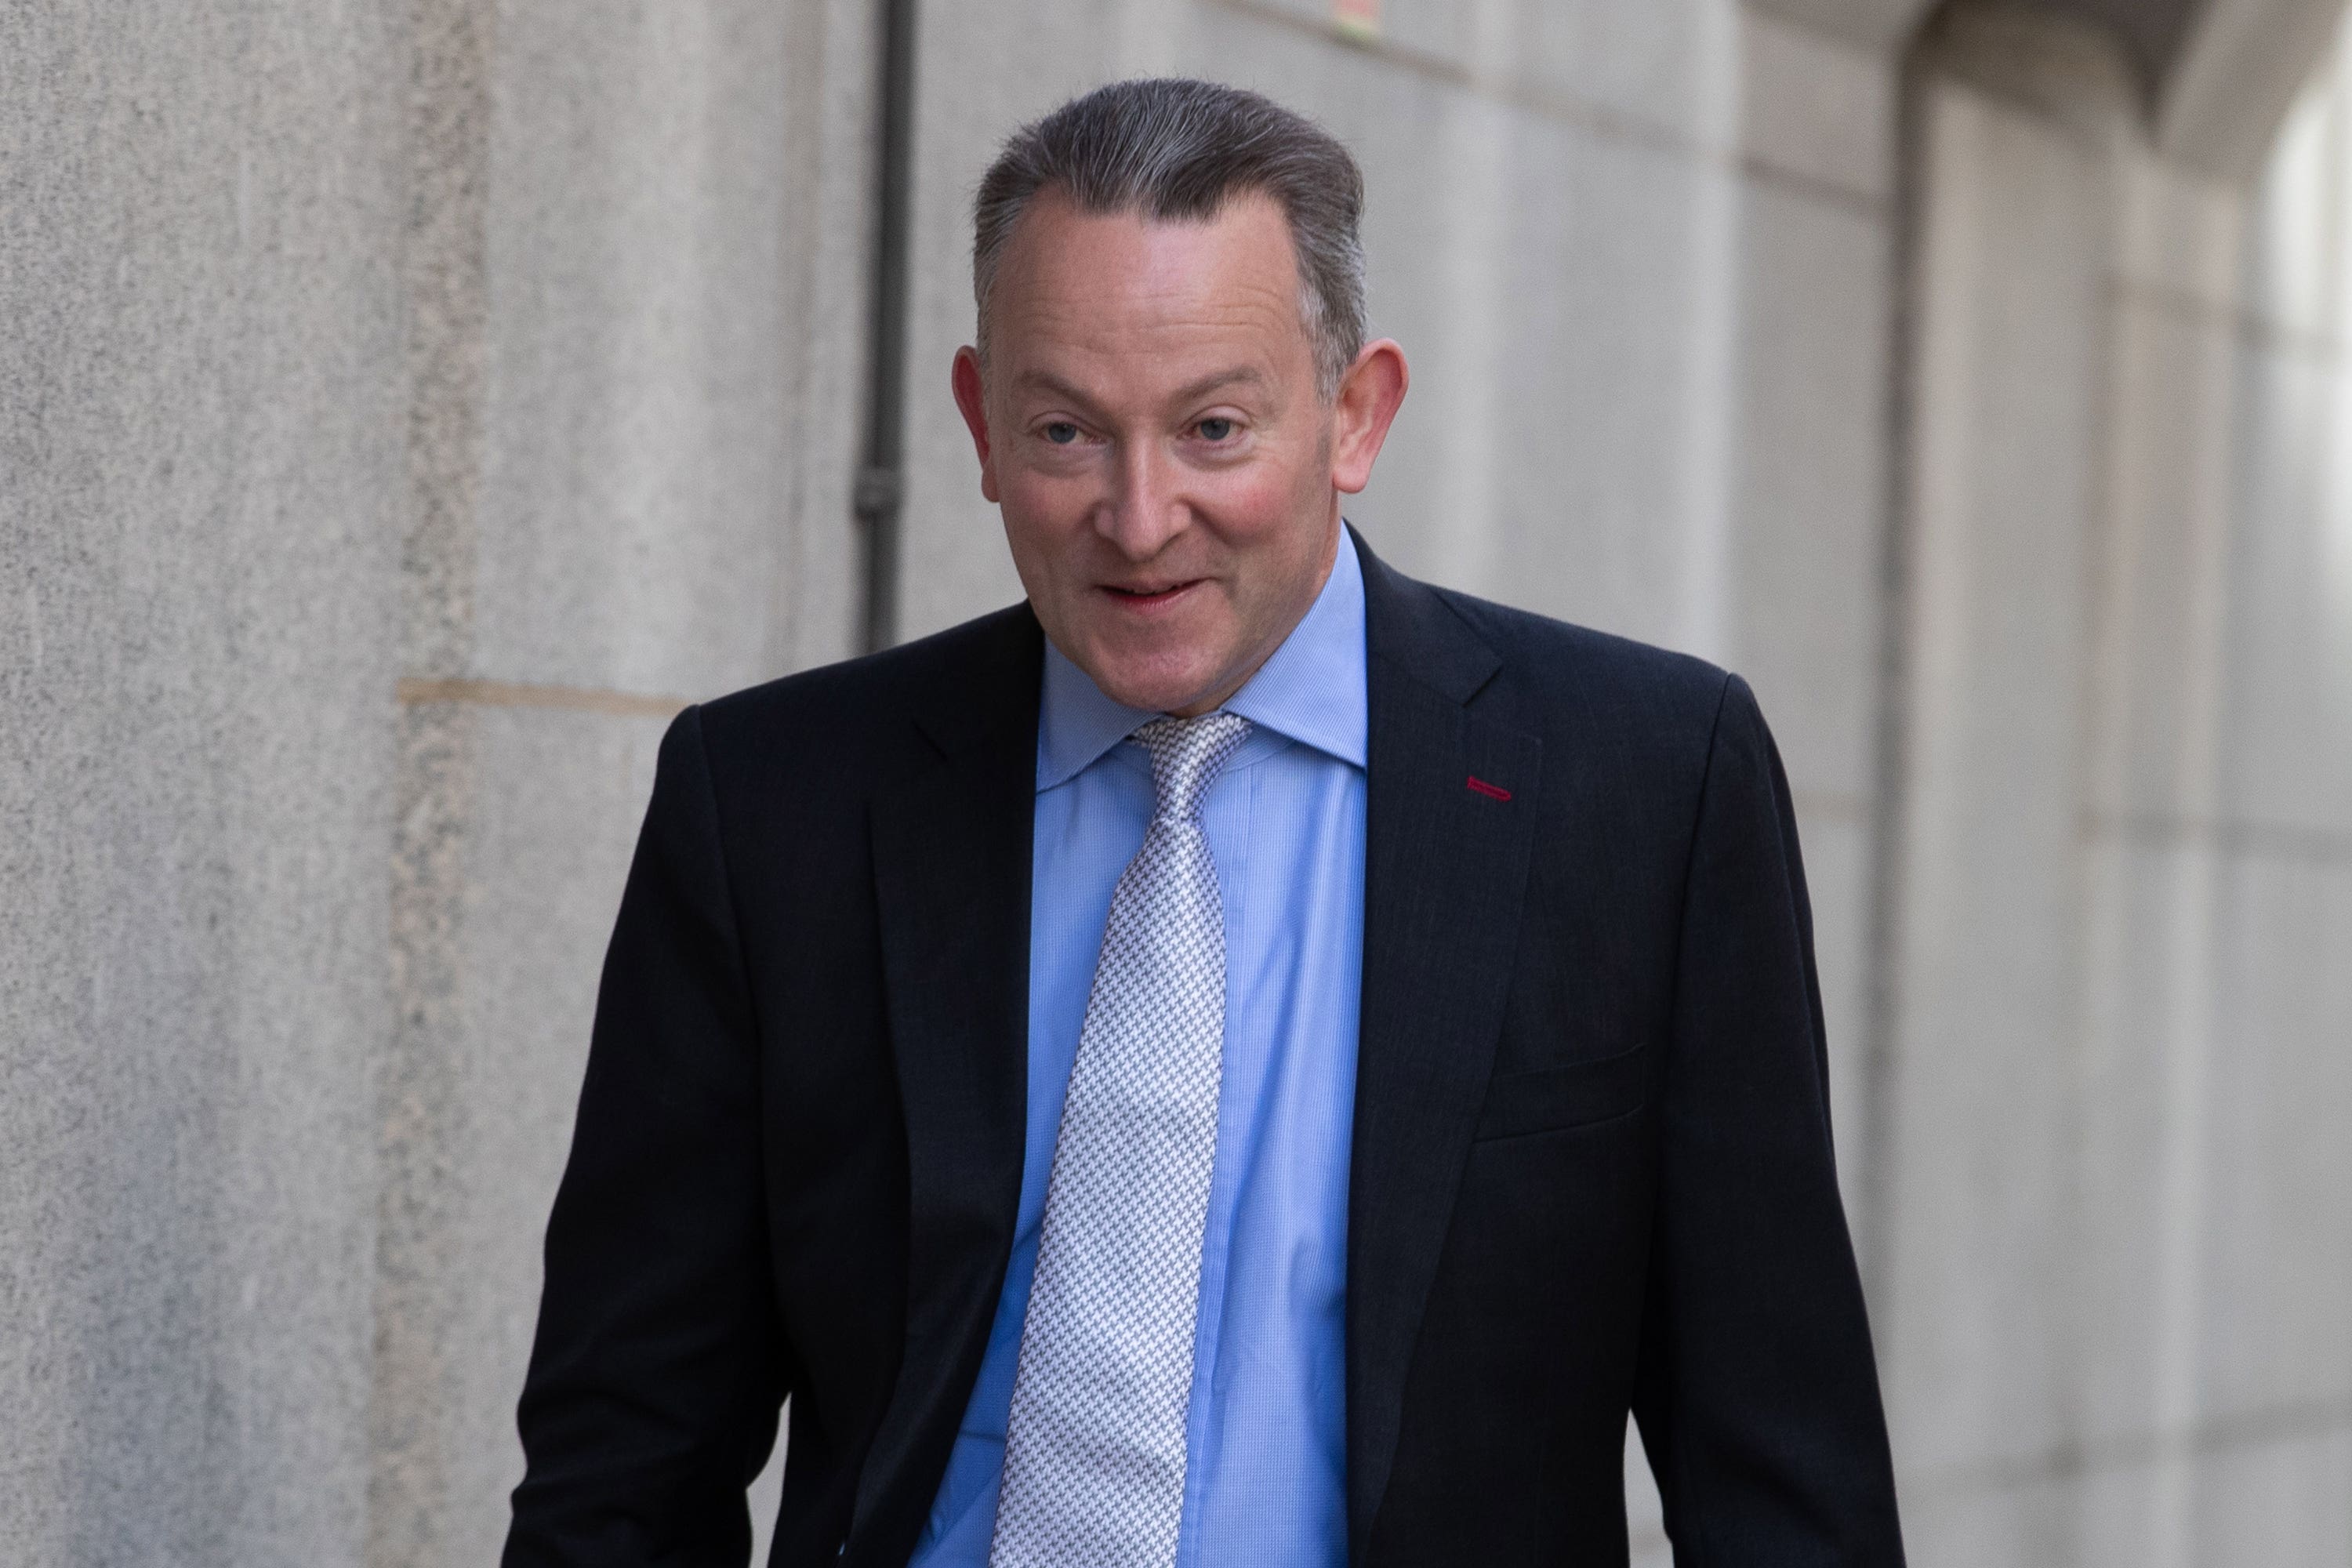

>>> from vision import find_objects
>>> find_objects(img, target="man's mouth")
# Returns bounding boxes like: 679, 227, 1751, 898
1100, 580, 1200, 609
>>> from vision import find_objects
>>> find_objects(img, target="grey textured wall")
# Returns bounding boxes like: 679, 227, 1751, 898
2, 1, 866, 1562
5, 0, 2352, 1564
372, 2, 866, 1560
1, 6, 406, 1563
1875, 6, 2352, 1559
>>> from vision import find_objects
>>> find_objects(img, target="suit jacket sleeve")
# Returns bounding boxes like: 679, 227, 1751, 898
1630, 675, 1905, 1564
506, 705, 786, 1567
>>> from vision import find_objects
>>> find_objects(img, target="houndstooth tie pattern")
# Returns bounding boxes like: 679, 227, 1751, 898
988, 711, 1252, 1568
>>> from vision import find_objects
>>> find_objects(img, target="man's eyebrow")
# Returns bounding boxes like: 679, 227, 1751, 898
1168, 365, 1269, 405
1010, 365, 1271, 412
1013, 369, 1108, 412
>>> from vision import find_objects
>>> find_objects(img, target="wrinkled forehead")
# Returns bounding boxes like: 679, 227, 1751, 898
982, 188, 1316, 394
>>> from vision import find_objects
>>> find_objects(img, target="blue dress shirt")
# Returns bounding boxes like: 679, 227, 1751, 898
909, 534, 1368, 1568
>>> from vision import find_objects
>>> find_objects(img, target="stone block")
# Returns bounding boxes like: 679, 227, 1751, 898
375, 9, 867, 1562
2071, 1455, 2164, 1568
1743, 0, 1935, 51
1726, 178, 1891, 804
1739, 6, 1897, 201
374, 699, 676, 1565
2114, 153, 2245, 307
463, 0, 863, 699
0, 4, 407, 1563
1878, 74, 2111, 1480
2216, 339, 2352, 839
1242, 0, 1744, 150
2194, 852, 2352, 1419
2084, 290, 2238, 827
2069, 835, 2228, 1450
2187, 1419, 2352, 1565
1896, 1467, 2075, 1568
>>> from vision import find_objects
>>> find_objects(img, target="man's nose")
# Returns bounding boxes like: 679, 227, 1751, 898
1094, 439, 1186, 559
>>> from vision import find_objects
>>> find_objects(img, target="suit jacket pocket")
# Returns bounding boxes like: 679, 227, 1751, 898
1473, 1043, 1650, 1141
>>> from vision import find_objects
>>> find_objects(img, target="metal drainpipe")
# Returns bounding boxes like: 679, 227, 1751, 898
854, 0, 918, 654
1853, 30, 1933, 1305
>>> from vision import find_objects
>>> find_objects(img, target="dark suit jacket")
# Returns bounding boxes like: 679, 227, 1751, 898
506, 532, 1905, 1566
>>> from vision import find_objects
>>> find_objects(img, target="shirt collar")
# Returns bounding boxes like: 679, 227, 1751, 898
1036, 526, 1370, 791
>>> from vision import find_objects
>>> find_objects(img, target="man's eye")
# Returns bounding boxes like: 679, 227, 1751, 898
1044, 422, 1080, 445
1197, 417, 1236, 442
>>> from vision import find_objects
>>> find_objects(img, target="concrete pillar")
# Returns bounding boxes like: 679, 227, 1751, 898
1, 1, 868, 1561
1877, 13, 2138, 1558
0, 7, 408, 1563
371, 2, 869, 1563
1882, 3, 2352, 1561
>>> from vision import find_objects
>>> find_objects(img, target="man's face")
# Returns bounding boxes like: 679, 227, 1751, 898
953, 189, 1401, 716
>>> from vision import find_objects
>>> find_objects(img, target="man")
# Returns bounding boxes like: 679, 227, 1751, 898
506, 79, 1904, 1567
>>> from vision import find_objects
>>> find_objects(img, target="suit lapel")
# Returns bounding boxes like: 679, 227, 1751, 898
1347, 538, 1543, 1553
854, 610, 1043, 1559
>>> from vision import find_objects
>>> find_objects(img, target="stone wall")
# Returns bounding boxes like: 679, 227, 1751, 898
2, 7, 407, 1562
372, 2, 867, 1561
2, 2, 866, 1562
1879, 5, 2352, 1559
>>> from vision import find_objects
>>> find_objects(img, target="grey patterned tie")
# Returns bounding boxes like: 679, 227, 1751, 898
988, 711, 1252, 1568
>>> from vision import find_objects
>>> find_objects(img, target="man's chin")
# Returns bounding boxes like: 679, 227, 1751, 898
1100, 676, 1220, 715
1075, 648, 1227, 716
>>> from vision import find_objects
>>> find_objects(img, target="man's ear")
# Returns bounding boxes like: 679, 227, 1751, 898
1330, 339, 1409, 495
952, 346, 1000, 504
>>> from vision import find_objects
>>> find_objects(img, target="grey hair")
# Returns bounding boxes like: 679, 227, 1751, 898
972, 78, 1368, 398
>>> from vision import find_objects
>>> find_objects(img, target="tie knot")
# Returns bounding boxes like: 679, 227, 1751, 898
1131, 712, 1251, 822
